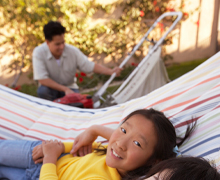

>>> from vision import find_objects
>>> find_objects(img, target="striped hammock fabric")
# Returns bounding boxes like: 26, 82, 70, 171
1, 52, 220, 170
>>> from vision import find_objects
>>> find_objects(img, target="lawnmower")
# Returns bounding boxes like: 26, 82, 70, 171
53, 12, 182, 109
53, 93, 93, 108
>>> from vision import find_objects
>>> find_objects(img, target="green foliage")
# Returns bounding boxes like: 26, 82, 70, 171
61, 0, 192, 65
19, 83, 38, 96
0, 0, 192, 87
76, 65, 136, 90
0, 0, 61, 86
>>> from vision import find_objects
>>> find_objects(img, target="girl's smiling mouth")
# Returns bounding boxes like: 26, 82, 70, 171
111, 149, 123, 159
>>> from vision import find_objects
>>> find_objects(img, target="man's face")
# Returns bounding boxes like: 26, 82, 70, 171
46, 34, 65, 59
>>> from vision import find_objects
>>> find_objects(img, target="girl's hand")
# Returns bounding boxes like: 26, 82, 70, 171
70, 125, 114, 157
32, 144, 44, 164
70, 126, 98, 156
42, 140, 64, 165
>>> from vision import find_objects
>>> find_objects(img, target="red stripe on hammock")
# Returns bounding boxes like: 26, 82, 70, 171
0, 116, 29, 130
0, 124, 42, 140
0, 106, 35, 122
169, 93, 220, 119
174, 117, 200, 128
144, 74, 220, 109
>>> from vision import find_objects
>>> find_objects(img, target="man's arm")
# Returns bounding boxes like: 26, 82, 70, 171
39, 78, 74, 95
93, 63, 122, 76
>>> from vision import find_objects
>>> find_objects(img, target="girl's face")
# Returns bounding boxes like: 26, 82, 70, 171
106, 114, 158, 176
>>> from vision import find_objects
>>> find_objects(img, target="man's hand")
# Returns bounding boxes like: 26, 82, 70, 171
112, 67, 122, 77
32, 144, 44, 164
93, 63, 122, 77
64, 88, 75, 95
42, 140, 64, 165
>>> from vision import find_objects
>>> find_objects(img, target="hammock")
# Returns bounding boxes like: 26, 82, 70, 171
1, 52, 220, 170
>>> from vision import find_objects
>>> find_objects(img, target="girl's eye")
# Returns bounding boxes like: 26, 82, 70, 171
134, 141, 141, 147
121, 128, 126, 134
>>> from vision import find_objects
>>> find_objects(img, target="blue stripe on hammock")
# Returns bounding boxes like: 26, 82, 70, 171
0, 127, 20, 140
0, 87, 117, 114
182, 134, 220, 154
198, 148, 220, 157
172, 101, 220, 124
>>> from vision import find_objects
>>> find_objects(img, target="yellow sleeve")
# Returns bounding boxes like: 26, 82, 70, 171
62, 141, 102, 153
63, 142, 74, 153
39, 163, 58, 180
39, 143, 73, 180
39, 142, 74, 179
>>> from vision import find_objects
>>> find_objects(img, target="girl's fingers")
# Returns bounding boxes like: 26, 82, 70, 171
32, 151, 42, 160
71, 140, 79, 154
35, 157, 43, 164
88, 144, 92, 154
72, 145, 91, 157
83, 146, 87, 156
32, 147, 40, 158
32, 152, 37, 159
32, 144, 40, 153
33, 153, 43, 161
32, 155, 36, 161
32, 149, 37, 156
78, 146, 90, 156
79, 147, 84, 157
73, 152, 78, 157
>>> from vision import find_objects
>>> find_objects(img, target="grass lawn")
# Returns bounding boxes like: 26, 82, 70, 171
167, 58, 207, 81
18, 58, 207, 96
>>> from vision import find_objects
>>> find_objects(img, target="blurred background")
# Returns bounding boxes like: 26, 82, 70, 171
0, 0, 219, 96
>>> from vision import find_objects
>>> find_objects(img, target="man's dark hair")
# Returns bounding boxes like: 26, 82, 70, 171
43, 21, 66, 41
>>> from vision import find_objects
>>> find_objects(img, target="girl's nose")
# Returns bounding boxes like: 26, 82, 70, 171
116, 137, 127, 151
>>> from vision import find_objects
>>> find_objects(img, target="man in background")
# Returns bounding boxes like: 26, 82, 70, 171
33, 21, 121, 101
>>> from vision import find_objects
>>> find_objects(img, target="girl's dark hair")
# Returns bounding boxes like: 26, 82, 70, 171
144, 156, 220, 180
123, 109, 195, 180
43, 21, 66, 41
95, 108, 195, 180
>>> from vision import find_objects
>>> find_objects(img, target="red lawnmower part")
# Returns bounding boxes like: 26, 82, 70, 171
53, 93, 93, 108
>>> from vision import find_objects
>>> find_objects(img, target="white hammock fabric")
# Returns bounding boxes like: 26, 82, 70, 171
1, 52, 220, 170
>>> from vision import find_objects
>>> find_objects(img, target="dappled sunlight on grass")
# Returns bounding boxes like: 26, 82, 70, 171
167, 58, 207, 80
18, 58, 207, 97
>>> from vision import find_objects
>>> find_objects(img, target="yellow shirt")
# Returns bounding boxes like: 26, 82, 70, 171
40, 142, 121, 180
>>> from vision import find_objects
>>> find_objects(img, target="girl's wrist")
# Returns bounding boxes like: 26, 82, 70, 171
90, 125, 99, 137
43, 155, 57, 165
60, 142, 65, 153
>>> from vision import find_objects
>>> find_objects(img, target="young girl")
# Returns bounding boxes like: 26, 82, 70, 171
0, 109, 194, 180
144, 157, 220, 180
